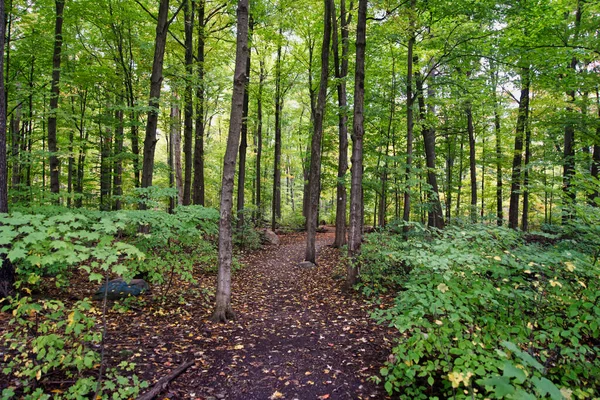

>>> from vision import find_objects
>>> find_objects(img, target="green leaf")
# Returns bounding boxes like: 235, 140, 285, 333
384, 381, 393, 394
503, 361, 526, 384
480, 376, 515, 397
532, 377, 564, 400
88, 272, 104, 282
7, 246, 27, 261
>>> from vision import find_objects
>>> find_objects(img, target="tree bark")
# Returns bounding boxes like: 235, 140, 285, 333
445, 132, 455, 222
466, 101, 477, 222
74, 91, 89, 208
402, 0, 415, 230
456, 130, 465, 216
521, 122, 531, 231
562, 1, 581, 220
305, 0, 332, 263
332, 0, 350, 247
492, 68, 503, 226
508, 66, 530, 229
346, 0, 367, 288
272, 29, 283, 231
1, 0, 15, 298
99, 116, 112, 211
171, 102, 184, 206
48, 0, 65, 199
237, 19, 252, 229
140, 0, 170, 195
10, 101, 21, 198
416, 72, 444, 229
212, 0, 249, 323
591, 89, 600, 206
193, 0, 206, 205
255, 60, 265, 222
112, 109, 124, 210
183, 0, 194, 205
108, 0, 141, 189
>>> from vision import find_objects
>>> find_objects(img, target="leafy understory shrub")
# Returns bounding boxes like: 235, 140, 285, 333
1, 298, 148, 399
361, 216, 600, 399
122, 206, 219, 295
1, 204, 219, 397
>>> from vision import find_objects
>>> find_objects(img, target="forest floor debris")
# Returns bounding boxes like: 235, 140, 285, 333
2, 227, 395, 399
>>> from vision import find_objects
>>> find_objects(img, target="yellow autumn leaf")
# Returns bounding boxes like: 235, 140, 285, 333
233, 344, 244, 350
564, 261, 576, 272
270, 391, 284, 399
577, 280, 586, 288
550, 279, 562, 288
36, 369, 42, 380
493, 256, 502, 261
437, 283, 449, 293
67, 311, 75, 325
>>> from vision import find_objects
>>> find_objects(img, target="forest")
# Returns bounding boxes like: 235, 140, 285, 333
0, 0, 599, 398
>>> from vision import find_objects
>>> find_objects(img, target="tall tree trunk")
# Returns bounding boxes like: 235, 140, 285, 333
10, 100, 22, 202
456, 131, 465, 217
212, 0, 249, 323
416, 72, 444, 229
481, 134, 486, 218
193, 0, 206, 205
255, 59, 265, 221
99, 112, 112, 212
48, 0, 65, 199
74, 90, 88, 208
562, 1, 582, 220
167, 122, 174, 212
332, 0, 350, 247
140, 0, 170, 196
183, 0, 194, 205
521, 122, 531, 231
303, 37, 317, 223
171, 102, 184, 205
591, 143, 599, 206
0, 0, 15, 299
237, 19, 252, 229
112, 108, 124, 210
67, 112, 73, 208
590, 89, 600, 206
562, 73, 577, 220
272, 28, 283, 230
346, 0, 367, 288
508, 66, 530, 229
466, 101, 477, 222
402, 0, 415, 230
492, 69, 503, 225
445, 132, 455, 222
108, 1, 140, 188
305, 0, 332, 263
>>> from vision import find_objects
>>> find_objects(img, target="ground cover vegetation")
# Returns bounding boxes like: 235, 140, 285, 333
0, 0, 598, 398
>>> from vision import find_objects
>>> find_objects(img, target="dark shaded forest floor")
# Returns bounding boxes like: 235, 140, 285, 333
100, 227, 394, 399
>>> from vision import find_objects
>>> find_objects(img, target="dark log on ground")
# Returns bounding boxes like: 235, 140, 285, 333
137, 360, 194, 400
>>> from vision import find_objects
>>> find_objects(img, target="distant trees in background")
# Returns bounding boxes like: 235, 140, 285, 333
0, 0, 598, 232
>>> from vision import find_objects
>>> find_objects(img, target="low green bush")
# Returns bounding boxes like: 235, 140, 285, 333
360, 216, 600, 399
0, 203, 219, 398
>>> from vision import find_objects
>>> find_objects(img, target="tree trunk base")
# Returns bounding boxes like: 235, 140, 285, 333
0, 256, 15, 301
211, 307, 235, 323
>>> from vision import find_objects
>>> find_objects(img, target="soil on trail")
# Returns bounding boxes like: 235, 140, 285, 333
167, 228, 394, 400
137, 228, 394, 400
